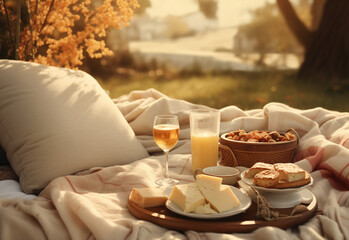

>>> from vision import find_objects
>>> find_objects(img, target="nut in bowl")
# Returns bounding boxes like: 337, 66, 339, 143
219, 129, 299, 168
194, 165, 240, 185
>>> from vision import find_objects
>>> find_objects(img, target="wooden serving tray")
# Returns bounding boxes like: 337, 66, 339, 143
128, 192, 318, 233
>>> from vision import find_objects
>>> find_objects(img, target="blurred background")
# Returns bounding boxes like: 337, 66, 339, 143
1, 0, 348, 111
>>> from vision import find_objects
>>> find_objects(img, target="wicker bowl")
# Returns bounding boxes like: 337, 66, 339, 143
219, 129, 299, 168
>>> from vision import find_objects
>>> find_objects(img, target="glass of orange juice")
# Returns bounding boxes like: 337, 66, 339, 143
190, 109, 220, 173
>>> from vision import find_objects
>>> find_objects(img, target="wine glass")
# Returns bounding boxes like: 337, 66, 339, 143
153, 115, 180, 186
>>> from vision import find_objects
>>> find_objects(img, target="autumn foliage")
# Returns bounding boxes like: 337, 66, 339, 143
0, 0, 139, 69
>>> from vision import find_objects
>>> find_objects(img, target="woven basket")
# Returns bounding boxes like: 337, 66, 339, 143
219, 129, 299, 168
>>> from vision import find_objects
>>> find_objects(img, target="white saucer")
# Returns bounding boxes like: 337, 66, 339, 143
260, 188, 313, 208
164, 186, 251, 219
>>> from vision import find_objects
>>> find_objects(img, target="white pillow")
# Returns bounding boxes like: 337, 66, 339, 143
0, 60, 149, 194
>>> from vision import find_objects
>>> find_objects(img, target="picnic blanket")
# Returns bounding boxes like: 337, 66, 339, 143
0, 88, 348, 240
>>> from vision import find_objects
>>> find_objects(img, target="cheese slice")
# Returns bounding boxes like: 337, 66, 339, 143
196, 174, 222, 191
196, 175, 240, 213
169, 183, 205, 213
130, 188, 168, 208
194, 203, 217, 214
198, 185, 240, 213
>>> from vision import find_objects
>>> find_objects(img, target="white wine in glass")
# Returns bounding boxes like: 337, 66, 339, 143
153, 115, 179, 186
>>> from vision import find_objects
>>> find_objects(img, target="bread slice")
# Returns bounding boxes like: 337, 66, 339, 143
274, 163, 306, 182
274, 172, 311, 188
245, 162, 274, 179
253, 169, 280, 188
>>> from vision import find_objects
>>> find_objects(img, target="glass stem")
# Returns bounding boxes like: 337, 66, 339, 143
164, 150, 169, 179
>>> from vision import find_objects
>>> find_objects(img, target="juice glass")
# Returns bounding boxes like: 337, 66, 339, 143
190, 109, 220, 173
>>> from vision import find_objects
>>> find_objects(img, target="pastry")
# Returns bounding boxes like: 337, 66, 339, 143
245, 162, 274, 179
274, 163, 306, 182
274, 172, 311, 188
247, 162, 311, 189
253, 169, 281, 188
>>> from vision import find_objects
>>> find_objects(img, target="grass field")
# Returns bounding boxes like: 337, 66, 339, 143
97, 70, 349, 112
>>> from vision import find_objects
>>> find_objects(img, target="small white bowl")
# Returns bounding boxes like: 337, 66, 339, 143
194, 165, 240, 185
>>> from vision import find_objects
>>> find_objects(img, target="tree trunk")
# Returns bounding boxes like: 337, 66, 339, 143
276, 0, 312, 47
299, 0, 349, 80
311, 0, 326, 31
277, 0, 349, 80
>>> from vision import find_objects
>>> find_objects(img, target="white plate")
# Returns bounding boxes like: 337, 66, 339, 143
240, 170, 313, 194
164, 186, 251, 219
